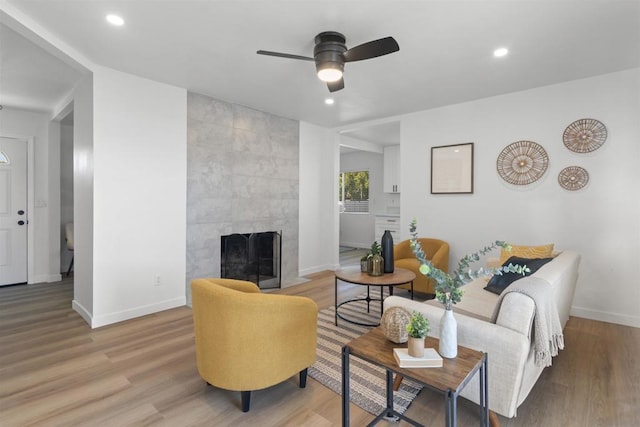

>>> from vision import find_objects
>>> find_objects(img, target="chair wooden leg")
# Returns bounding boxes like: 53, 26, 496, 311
489, 410, 500, 427
299, 368, 308, 388
66, 255, 74, 277
393, 374, 403, 391
241, 391, 251, 412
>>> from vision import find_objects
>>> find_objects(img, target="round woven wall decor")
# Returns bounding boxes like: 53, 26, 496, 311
496, 140, 549, 185
563, 118, 607, 153
558, 166, 589, 191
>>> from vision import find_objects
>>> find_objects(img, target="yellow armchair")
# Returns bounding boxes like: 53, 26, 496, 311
191, 278, 318, 412
393, 238, 449, 295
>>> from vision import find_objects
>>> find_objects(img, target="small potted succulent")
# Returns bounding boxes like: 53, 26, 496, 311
406, 311, 429, 357
360, 253, 369, 272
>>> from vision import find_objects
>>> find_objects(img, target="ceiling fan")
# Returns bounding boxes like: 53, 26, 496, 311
257, 31, 400, 92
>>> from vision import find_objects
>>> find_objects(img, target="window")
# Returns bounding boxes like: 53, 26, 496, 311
339, 170, 369, 213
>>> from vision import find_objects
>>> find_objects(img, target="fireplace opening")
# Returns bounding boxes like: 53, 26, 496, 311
220, 231, 282, 289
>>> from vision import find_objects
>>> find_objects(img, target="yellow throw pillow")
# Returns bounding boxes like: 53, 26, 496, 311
499, 243, 554, 264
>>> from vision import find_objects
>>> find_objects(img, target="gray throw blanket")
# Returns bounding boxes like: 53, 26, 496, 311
491, 276, 564, 367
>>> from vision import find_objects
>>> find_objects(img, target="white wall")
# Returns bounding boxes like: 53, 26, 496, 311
299, 121, 338, 275
47, 120, 61, 281
401, 68, 640, 327
90, 66, 187, 327
60, 123, 73, 272
71, 74, 94, 323
0, 107, 60, 283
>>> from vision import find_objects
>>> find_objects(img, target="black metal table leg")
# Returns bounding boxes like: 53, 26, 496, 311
385, 369, 394, 419
342, 346, 350, 426
480, 354, 488, 426
452, 393, 458, 427
335, 276, 339, 326
445, 391, 452, 427
366, 286, 371, 313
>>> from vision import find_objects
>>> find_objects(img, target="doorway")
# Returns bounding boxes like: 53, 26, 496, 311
0, 137, 28, 286
59, 112, 74, 275
337, 121, 401, 266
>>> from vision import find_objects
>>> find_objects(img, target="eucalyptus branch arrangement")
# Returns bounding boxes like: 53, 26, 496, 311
409, 219, 530, 310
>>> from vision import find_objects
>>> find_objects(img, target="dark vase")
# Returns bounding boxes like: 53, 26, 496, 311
382, 230, 394, 273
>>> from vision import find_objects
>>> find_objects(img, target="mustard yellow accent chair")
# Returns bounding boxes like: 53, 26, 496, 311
393, 238, 450, 295
191, 278, 318, 412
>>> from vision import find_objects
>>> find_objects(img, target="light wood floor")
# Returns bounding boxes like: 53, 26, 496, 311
1, 273, 638, 426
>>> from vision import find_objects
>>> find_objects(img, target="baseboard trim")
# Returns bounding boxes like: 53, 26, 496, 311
340, 241, 369, 249
72, 299, 93, 326
30, 273, 63, 284
299, 264, 334, 276
90, 297, 187, 329
571, 305, 640, 328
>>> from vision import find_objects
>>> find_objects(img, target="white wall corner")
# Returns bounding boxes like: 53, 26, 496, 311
72, 299, 92, 326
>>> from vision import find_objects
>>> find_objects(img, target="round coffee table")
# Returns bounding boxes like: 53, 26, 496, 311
334, 267, 416, 327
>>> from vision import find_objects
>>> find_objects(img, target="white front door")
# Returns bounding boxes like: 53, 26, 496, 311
0, 137, 28, 286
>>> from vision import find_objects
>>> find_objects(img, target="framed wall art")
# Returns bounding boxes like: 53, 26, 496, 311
431, 142, 474, 194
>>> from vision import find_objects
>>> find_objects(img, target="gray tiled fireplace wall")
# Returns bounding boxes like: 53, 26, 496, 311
186, 92, 299, 300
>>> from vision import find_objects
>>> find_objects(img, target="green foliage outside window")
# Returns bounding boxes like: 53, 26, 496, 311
339, 171, 369, 212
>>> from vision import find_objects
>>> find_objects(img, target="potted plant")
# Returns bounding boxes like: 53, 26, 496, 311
360, 253, 369, 272
406, 311, 429, 357
368, 241, 383, 276
409, 219, 529, 358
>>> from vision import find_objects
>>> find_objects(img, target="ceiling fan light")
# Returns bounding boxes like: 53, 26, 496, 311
317, 67, 343, 82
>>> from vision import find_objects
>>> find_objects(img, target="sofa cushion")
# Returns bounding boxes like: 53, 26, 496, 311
499, 243, 554, 264
484, 256, 554, 295
424, 277, 498, 321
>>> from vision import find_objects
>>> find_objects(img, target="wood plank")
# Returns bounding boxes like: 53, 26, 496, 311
0, 275, 638, 426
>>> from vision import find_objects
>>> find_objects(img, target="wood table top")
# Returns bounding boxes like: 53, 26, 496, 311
345, 327, 485, 393
335, 267, 416, 287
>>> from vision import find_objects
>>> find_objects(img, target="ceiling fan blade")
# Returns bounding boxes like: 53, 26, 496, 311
343, 37, 399, 62
256, 50, 315, 61
327, 78, 344, 92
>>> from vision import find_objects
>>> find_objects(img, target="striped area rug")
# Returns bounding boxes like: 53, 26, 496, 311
309, 297, 423, 417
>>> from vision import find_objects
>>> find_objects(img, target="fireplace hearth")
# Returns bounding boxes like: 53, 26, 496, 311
220, 231, 282, 289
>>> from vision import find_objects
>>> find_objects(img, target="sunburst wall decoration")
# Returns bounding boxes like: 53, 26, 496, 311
558, 166, 589, 191
496, 140, 549, 186
563, 118, 607, 153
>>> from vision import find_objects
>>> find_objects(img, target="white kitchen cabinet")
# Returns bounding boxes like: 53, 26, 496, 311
383, 145, 400, 193
375, 215, 400, 244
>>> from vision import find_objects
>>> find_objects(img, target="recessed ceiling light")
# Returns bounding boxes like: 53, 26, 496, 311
106, 14, 125, 26
325, 98, 335, 105
493, 47, 509, 57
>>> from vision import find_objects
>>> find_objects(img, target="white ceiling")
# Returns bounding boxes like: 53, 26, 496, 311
0, 23, 84, 112
2, 1, 639, 131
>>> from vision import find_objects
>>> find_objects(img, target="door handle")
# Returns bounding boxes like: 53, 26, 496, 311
17, 210, 25, 215
18, 220, 25, 226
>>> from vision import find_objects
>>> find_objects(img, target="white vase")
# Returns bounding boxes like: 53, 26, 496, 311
439, 309, 457, 358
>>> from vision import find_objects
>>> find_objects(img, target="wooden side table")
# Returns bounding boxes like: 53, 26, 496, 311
342, 327, 488, 427
334, 267, 416, 327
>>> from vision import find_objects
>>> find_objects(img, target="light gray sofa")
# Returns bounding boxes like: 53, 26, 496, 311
383, 250, 581, 419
